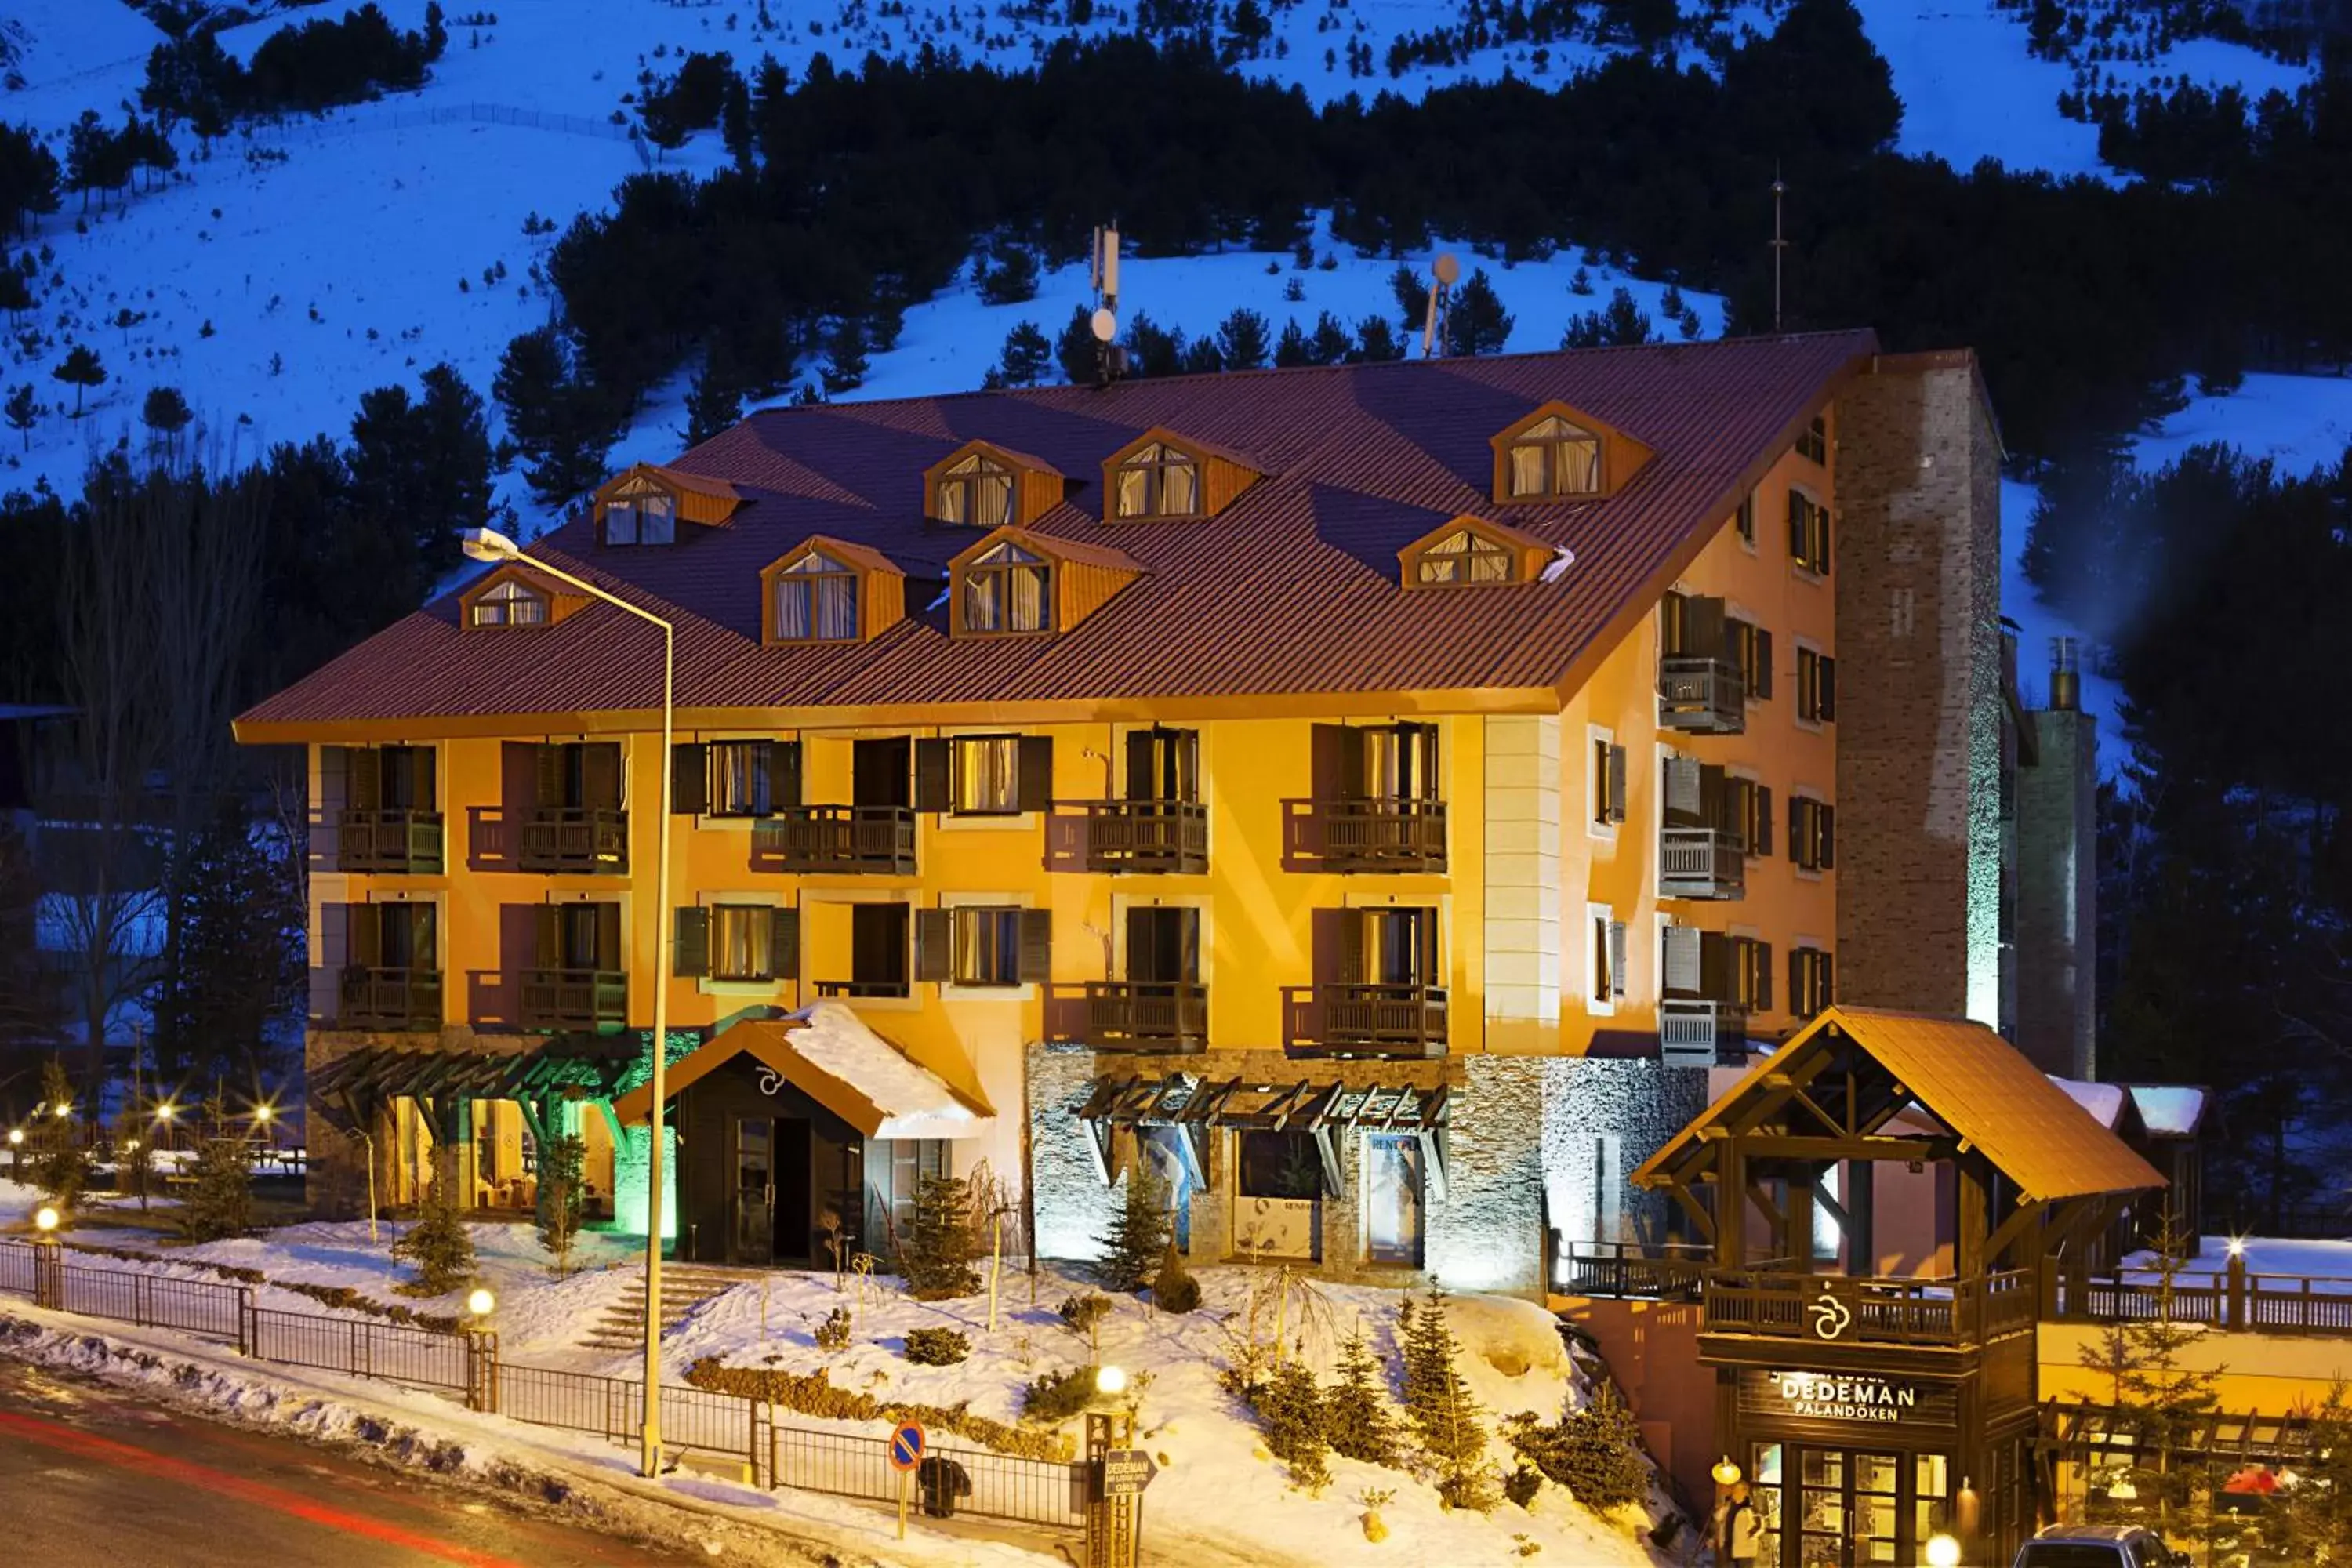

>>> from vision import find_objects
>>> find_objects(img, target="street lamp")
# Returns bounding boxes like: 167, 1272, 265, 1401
466, 1287, 497, 1321
1924, 1533, 1962, 1568
463, 524, 676, 1480
34, 1205, 59, 1234
1094, 1363, 1128, 1398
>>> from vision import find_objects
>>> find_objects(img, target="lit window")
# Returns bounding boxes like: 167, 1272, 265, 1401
1505, 415, 1601, 499
708, 742, 771, 816
471, 579, 547, 627
604, 484, 675, 546
960, 541, 1051, 634
935, 452, 1015, 528
711, 904, 777, 982
1415, 528, 1516, 585
1790, 946, 1835, 1017
1791, 797, 1835, 872
773, 550, 859, 641
1796, 647, 1836, 723
952, 735, 1020, 815
950, 906, 1022, 987
1112, 442, 1200, 519
1788, 492, 1831, 575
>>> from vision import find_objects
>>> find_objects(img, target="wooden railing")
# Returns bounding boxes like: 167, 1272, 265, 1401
1659, 997, 1746, 1066
1283, 982, 1447, 1057
1047, 982, 1208, 1051
812, 978, 910, 1000
1559, 1240, 1712, 1301
1281, 797, 1446, 873
1058, 800, 1209, 874
517, 968, 627, 1031
751, 806, 916, 874
337, 967, 443, 1032
2050, 1265, 2352, 1338
336, 809, 445, 874
1659, 826, 1744, 898
518, 808, 628, 873
1657, 655, 1744, 734
1704, 1269, 2039, 1346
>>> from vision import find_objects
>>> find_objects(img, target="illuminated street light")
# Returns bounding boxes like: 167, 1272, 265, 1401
53, 1101, 70, 1119
466, 1287, 497, 1320
1711, 1456, 1743, 1488
34, 1206, 59, 1233
252, 1103, 274, 1123
5, 1128, 21, 1147
1924, 1533, 1962, 1568
1094, 1364, 1128, 1397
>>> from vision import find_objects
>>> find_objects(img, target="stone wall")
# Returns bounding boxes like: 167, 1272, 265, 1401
1834, 353, 2005, 1025
1534, 1056, 1709, 1259
2016, 705, 2097, 1078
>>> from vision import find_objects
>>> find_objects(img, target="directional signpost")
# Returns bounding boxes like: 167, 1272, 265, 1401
1101, 1449, 1158, 1497
889, 1420, 925, 1541
1085, 1414, 1154, 1568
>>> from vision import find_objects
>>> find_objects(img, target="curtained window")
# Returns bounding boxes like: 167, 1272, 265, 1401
951, 735, 1020, 814
772, 550, 859, 641
935, 452, 1015, 527
1504, 415, 1602, 499
1415, 528, 1517, 585
604, 482, 676, 546
710, 904, 774, 982
471, 579, 548, 627
1112, 441, 1200, 519
960, 542, 1051, 634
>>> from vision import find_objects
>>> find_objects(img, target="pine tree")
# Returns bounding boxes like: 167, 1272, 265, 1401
1212, 308, 1271, 372
176, 1099, 255, 1241
1255, 1354, 1330, 1489
392, 1148, 477, 1295
1505, 1385, 1650, 1511
1096, 1166, 1172, 1294
1402, 1293, 1496, 1510
1448, 267, 1514, 356
535, 1133, 586, 1274
1324, 1325, 1401, 1466
1561, 287, 1657, 350
1389, 263, 1428, 335
1272, 318, 1312, 368
31, 1057, 86, 1210
140, 385, 193, 451
683, 356, 742, 447
3, 384, 34, 450
819, 317, 869, 395
1307, 310, 1353, 366
1055, 305, 1098, 386
976, 245, 1040, 306
492, 325, 622, 508
50, 343, 104, 418
1351, 316, 1404, 363
2078, 1216, 2223, 1536
347, 363, 495, 590
1152, 1240, 1201, 1313
899, 1171, 982, 1299
996, 321, 1051, 387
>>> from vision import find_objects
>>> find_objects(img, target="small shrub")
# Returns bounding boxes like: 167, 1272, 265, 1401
1324, 1327, 1402, 1466
1058, 1291, 1112, 1338
390, 1152, 475, 1295
1095, 1167, 1171, 1294
813, 1305, 851, 1351
1022, 1364, 1099, 1424
903, 1327, 970, 1365
1151, 1242, 1200, 1314
1505, 1462, 1543, 1508
1253, 1355, 1329, 1491
1504, 1384, 1650, 1512
899, 1173, 982, 1300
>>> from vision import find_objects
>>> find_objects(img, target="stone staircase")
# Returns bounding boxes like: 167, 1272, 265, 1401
579, 1265, 749, 1352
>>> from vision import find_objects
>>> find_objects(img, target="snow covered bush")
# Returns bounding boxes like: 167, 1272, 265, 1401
813, 1305, 851, 1351
1401, 1293, 1497, 1512
1022, 1363, 1099, 1424
902, 1327, 970, 1365
1324, 1327, 1402, 1467
1504, 1386, 1650, 1513
1151, 1241, 1200, 1313
176, 1102, 256, 1242
1252, 1355, 1330, 1491
390, 1151, 476, 1295
1058, 1290, 1112, 1344
898, 1172, 982, 1299
1095, 1167, 1171, 1293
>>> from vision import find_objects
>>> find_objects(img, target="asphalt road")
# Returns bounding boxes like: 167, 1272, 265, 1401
0, 1359, 705, 1567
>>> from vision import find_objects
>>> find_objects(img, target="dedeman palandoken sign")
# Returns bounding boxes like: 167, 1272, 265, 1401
1766, 1370, 1921, 1424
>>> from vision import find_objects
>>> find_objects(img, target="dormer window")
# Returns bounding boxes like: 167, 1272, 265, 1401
1416, 527, 1518, 585
604, 479, 675, 546
471, 579, 548, 627
935, 451, 1014, 528
1504, 415, 1601, 499
593, 464, 742, 544
961, 541, 1052, 635
772, 549, 859, 641
1113, 441, 1200, 519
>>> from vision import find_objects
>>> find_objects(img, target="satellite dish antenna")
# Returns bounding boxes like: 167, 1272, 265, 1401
1432, 252, 1461, 285
1090, 308, 1117, 343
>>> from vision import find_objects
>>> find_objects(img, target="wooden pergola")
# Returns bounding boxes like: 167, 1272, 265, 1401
1631, 1006, 2165, 1283
310, 1037, 644, 1150
1073, 1073, 1449, 1200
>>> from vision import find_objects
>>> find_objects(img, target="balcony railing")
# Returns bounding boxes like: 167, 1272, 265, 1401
1658, 655, 1744, 734
1283, 982, 1447, 1057
1053, 800, 1209, 875
518, 808, 628, 873
337, 966, 443, 1032
1704, 1268, 2039, 1347
1660, 826, 1744, 899
1281, 797, 1446, 873
751, 806, 916, 874
336, 809, 445, 874
1558, 1240, 1713, 1301
813, 978, 911, 1000
1660, 997, 1748, 1067
1047, 981, 1209, 1052
517, 968, 627, 1032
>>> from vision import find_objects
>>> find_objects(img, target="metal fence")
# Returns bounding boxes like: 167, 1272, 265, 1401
0, 1241, 34, 1297
249, 1305, 474, 1393
771, 1421, 1088, 1529
57, 1262, 251, 1343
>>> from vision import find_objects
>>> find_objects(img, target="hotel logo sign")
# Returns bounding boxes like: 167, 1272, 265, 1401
1809, 1290, 1853, 1341
1769, 1371, 1918, 1424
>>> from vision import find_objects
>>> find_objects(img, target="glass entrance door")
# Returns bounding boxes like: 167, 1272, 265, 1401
1755, 1444, 1922, 1568
733, 1117, 773, 1265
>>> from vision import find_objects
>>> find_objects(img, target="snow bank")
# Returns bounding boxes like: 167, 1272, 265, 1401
2129, 1085, 2207, 1138
786, 1003, 989, 1140
2050, 1078, 2126, 1131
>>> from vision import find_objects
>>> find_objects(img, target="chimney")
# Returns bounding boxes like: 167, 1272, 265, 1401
2049, 636, 2079, 713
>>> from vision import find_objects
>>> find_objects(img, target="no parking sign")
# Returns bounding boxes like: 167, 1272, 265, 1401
890, 1420, 926, 1540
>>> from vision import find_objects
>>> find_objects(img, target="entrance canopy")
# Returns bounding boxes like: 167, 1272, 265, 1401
611, 1004, 993, 1142
1073, 1070, 1450, 1200
310, 1036, 641, 1139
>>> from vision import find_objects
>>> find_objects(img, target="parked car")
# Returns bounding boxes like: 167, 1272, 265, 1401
2013, 1524, 2189, 1568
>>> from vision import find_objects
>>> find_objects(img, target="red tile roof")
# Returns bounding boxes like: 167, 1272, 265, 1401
237, 332, 1878, 735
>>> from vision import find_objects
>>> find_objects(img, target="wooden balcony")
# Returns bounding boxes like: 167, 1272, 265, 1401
517, 808, 628, 873
1660, 997, 1747, 1067
336, 809, 445, 874
1657, 655, 1744, 734
1283, 982, 1447, 1057
337, 966, 443, 1032
1659, 826, 1744, 899
1557, 1240, 1711, 1301
1046, 981, 1208, 1052
1051, 800, 1209, 875
1281, 798, 1446, 873
1703, 1268, 2039, 1348
813, 978, 911, 1000
517, 968, 627, 1032
751, 806, 916, 874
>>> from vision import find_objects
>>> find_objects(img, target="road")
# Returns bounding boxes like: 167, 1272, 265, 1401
0, 1359, 704, 1566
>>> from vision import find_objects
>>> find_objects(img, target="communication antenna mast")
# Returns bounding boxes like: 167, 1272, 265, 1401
1422, 252, 1461, 359
1087, 223, 1126, 387
1769, 166, 1790, 333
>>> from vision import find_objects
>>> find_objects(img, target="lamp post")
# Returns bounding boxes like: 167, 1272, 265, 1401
463, 524, 675, 1479
1711, 1455, 1743, 1561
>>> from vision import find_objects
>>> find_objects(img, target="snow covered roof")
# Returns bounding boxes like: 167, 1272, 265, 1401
2050, 1077, 2129, 1131
2127, 1084, 2209, 1138
612, 1004, 993, 1141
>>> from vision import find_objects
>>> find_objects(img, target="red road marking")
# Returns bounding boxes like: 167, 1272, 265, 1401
0, 1406, 524, 1568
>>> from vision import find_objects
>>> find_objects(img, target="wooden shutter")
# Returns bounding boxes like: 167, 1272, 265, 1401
1789, 798, 1804, 862
594, 902, 622, 971
1017, 735, 1054, 812
1756, 942, 1773, 1011
1311, 724, 1364, 801
1700, 931, 1733, 1004
1819, 804, 1836, 869
1789, 948, 1804, 1015
348, 903, 382, 967
1660, 591, 1686, 655
1755, 629, 1774, 699
1124, 728, 1156, 802
670, 744, 708, 815
1663, 754, 1702, 826
673, 906, 710, 978
349, 750, 383, 812
1684, 596, 1726, 659
1017, 909, 1053, 983
770, 907, 800, 980
534, 743, 564, 808
1314, 906, 1366, 985
1662, 924, 1700, 996
409, 902, 438, 967
534, 905, 561, 967
913, 739, 950, 812
1788, 492, 1806, 558
1726, 619, 1751, 688
1410, 722, 1441, 800
775, 740, 804, 808
1755, 787, 1773, 859
411, 747, 438, 811
1820, 949, 1835, 1007
1700, 764, 1726, 829
914, 907, 952, 982
1607, 920, 1628, 1000
1819, 655, 1836, 722
1607, 743, 1628, 823
583, 743, 622, 810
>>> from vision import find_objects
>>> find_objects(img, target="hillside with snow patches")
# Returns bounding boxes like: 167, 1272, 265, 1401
0, 0, 2341, 763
